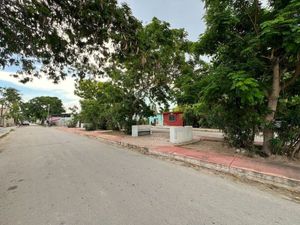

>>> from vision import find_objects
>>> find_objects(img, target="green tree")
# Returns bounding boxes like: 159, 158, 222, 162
109, 17, 189, 110
25, 96, 65, 124
0, 0, 141, 82
258, 0, 300, 155
76, 80, 153, 133
0, 88, 4, 125
66, 105, 79, 128
0, 87, 22, 125
76, 18, 189, 134
174, 54, 213, 128
193, 0, 300, 155
272, 95, 300, 158
79, 99, 104, 130
175, 59, 210, 106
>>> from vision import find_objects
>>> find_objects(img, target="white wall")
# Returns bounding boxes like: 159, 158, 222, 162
170, 126, 193, 144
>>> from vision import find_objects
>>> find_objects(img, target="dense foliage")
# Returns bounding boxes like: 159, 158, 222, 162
175, 0, 300, 157
22, 96, 65, 124
0, 0, 140, 82
0, 87, 23, 125
1, 0, 299, 157
0, 87, 66, 126
76, 18, 189, 134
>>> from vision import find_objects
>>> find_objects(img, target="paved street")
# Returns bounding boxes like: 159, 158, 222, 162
0, 127, 299, 225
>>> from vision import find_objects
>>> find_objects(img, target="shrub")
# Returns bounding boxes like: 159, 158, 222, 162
67, 118, 77, 128
272, 96, 300, 158
84, 123, 97, 131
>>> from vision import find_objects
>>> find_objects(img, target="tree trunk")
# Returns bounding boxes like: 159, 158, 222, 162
262, 58, 281, 156
292, 141, 300, 159
0, 103, 3, 126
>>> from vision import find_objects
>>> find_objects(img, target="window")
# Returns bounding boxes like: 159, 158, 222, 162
169, 114, 176, 122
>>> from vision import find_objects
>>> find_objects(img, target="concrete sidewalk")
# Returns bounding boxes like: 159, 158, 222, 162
58, 127, 300, 193
0, 127, 14, 138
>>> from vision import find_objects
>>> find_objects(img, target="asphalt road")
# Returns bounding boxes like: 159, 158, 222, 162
0, 126, 299, 225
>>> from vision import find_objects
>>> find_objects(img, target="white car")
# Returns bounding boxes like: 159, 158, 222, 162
22, 121, 30, 126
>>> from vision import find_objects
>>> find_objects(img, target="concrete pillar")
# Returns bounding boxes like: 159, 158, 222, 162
170, 126, 193, 144
132, 125, 138, 137
132, 125, 152, 137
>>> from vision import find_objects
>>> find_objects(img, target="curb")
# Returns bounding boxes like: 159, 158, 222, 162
97, 137, 149, 154
0, 128, 13, 139
59, 128, 300, 194
174, 139, 201, 146
193, 128, 222, 133
96, 135, 300, 193
148, 150, 300, 193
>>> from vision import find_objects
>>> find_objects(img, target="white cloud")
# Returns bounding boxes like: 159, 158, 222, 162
0, 71, 80, 111
261, 0, 269, 8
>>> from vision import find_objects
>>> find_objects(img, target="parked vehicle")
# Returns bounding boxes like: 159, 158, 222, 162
22, 121, 30, 126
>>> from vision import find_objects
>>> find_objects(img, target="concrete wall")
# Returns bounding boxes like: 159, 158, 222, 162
49, 116, 73, 127
56, 117, 73, 126
132, 125, 152, 137
170, 126, 193, 144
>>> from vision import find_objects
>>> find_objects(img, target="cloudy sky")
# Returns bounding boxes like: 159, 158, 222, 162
0, 0, 206, 110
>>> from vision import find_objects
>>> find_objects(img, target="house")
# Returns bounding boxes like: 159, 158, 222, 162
163, 112, 184, 126
49, 113, 73, 126
148, 112, 184, 126
148, 114, 163, 126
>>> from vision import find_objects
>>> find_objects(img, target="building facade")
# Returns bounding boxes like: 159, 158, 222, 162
163, 112, 184, 126
148, 114, 163, 126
